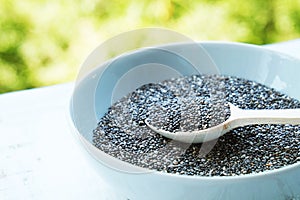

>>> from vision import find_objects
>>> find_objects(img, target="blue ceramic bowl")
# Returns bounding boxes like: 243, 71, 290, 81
70, 42, 300, 200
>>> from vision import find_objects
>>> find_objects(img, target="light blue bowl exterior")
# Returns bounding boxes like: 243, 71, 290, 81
70, 42, 300, 200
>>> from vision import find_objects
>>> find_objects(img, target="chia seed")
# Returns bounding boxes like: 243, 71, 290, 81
93, 74, 300, 176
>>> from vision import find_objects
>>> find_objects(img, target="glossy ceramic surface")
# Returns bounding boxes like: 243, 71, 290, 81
70, 42, 300, 200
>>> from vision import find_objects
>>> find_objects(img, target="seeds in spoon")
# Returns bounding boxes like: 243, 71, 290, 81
146, 96, 231, 133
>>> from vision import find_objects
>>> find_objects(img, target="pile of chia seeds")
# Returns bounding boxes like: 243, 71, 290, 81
93, 74, 300, 176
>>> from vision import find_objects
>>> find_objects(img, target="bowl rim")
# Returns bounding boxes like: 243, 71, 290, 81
71, 41, 300, 180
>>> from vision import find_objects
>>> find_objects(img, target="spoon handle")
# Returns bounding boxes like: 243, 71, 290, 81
233, 107, 300, 126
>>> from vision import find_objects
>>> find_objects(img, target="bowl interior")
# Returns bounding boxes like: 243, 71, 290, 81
71, 42, 300, 143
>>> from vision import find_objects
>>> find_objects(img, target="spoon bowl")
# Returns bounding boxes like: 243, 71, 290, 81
146, 103, 300, 143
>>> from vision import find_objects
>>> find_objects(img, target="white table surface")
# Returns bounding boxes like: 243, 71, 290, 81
0, 39, 299, 200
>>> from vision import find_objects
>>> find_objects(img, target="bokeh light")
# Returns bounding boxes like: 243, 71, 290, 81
0, 0, 299, 93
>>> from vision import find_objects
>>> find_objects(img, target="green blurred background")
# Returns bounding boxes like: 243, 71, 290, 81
1, 0, 300, 93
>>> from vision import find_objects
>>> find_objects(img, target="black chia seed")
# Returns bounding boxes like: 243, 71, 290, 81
92, 74, 300, 176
